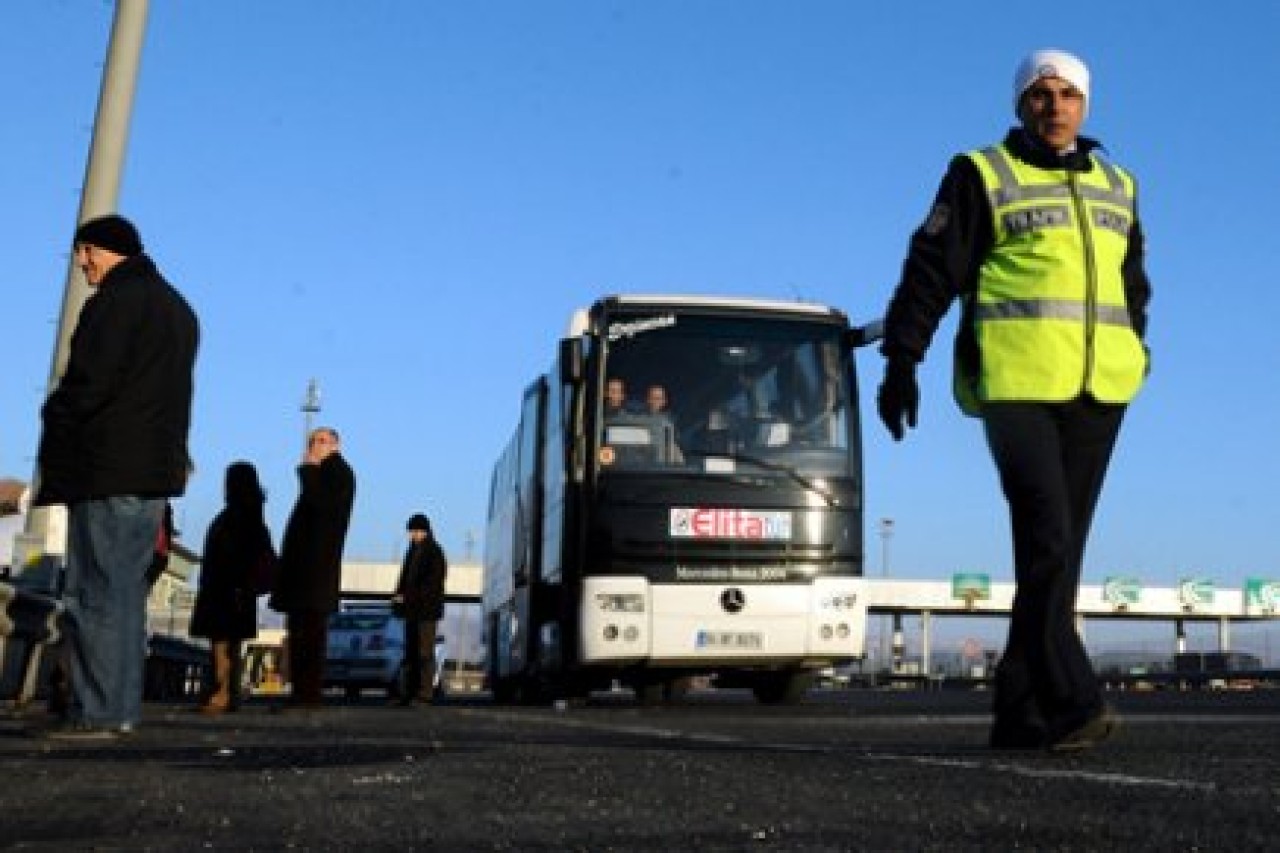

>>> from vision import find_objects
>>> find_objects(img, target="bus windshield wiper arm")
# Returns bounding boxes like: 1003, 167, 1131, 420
707, 451, 838, 507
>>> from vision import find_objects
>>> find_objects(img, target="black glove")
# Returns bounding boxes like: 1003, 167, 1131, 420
877, 358, 919, 442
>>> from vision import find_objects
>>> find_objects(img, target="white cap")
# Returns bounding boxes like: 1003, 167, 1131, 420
1013, 49, 1090, 116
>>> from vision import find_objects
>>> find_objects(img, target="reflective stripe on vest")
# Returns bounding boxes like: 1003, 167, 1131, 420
952, 144, 1148, 415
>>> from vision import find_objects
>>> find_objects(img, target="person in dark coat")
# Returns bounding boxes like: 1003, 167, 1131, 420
34, 214, 199, 740
189, 461, 275, 714
268, 426, 356, 709
391, 513, 449, 705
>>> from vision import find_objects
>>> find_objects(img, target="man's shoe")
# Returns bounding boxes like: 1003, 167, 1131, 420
1048, 705, 1120, 753
40, 720, 123, 742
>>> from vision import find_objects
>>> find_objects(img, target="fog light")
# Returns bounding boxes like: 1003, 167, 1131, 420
603, 625, 619, 641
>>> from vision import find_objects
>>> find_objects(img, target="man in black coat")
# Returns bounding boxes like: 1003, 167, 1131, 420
391, 513, 448, 705
35, 214, 199, 739
269, 426, 356, 708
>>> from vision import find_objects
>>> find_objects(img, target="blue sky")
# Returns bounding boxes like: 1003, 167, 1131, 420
6, 2, 1280, 653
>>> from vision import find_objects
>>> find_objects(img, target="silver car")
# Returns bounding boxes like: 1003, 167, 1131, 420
323, 605, 445, 699
324, 608, 406, 698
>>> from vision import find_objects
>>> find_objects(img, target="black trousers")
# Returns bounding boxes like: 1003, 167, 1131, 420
403, 617, 439, 700
285, 610, 328, 706
982, 397, 1125, 734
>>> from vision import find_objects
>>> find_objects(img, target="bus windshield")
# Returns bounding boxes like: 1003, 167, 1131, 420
597, 313, 853, 477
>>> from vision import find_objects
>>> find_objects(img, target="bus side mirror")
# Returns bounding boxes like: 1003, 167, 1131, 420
844, 319, 884, 350
559, 337, 584, 384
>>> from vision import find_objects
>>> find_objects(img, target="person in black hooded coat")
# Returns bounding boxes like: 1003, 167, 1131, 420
189, 461, 275, 713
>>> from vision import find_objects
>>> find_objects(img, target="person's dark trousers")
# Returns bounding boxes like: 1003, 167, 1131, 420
403, 618, 439, 701
285, 610, 328, 706
982, 397, 1125, 739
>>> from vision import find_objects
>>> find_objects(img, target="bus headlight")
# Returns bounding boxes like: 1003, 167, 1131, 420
596, 593, 646, 613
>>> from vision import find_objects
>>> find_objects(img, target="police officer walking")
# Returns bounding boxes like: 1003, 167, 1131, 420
876, 49, 1152, 751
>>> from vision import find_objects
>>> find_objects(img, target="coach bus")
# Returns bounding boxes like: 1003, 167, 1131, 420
482, 295, 877, 704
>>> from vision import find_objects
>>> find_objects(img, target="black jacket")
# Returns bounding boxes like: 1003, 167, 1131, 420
190, 504, 274, 641
395, 537, 448, 621
269, 452, 356, 614
37, 255, 199, 504
881, 128, 1152, 369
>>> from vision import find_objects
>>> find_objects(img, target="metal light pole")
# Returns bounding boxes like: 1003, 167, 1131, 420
301, 378, 322, 441
878, 518, 894, 578
18, 0, 150, 578
878, 518, 894, 672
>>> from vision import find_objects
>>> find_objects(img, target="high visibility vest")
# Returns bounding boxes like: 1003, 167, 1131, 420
953, 144, 1148, 416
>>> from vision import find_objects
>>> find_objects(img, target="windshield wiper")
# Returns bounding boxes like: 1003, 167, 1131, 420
701, 451, 840, 507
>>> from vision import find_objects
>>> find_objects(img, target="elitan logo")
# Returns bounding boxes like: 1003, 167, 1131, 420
669, 508, 792, 541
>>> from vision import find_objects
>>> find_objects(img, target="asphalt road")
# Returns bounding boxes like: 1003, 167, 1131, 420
2, 687, 1278, 851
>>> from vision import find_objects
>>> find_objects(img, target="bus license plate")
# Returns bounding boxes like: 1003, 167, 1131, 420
696, 630, 763, 650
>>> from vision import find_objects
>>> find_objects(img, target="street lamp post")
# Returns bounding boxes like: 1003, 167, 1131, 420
301, 378, 321, 441
20, 0, 150, 577
878, 518, 894, 672
878, 518, 894, 578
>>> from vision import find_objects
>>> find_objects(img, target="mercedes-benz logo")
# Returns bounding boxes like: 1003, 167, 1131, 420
720, 587, 745, 614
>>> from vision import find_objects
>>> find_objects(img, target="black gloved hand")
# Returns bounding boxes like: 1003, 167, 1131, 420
877, 358, 919, 442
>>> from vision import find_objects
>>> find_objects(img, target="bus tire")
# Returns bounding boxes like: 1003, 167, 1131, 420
491, 675, 520, 705
634, 680, 665, 706
665, 676, 693, 703
751, 670, 812, 705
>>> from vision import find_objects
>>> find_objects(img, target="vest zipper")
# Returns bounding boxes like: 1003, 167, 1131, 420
1068, 170, 1098, 396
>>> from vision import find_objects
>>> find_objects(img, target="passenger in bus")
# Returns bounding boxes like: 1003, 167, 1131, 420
602, 377, 652, 468
644, 383, 685, 465
604, 377, 641, 419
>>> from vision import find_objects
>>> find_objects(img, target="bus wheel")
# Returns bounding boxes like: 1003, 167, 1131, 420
751, 670, 812, 705
665, 677, 693, 703
491, 675, 520, 705
633, 680, 665, 706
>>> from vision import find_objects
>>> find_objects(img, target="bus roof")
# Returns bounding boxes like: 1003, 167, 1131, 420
565, 294, 853, 338
596, 293, 846, 319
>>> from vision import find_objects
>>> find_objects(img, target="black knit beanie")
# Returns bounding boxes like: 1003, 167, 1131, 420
406, 513, 431, 532
73, 214, 143, 257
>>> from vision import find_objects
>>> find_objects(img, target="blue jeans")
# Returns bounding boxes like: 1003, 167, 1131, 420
63, 496, 165, 727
